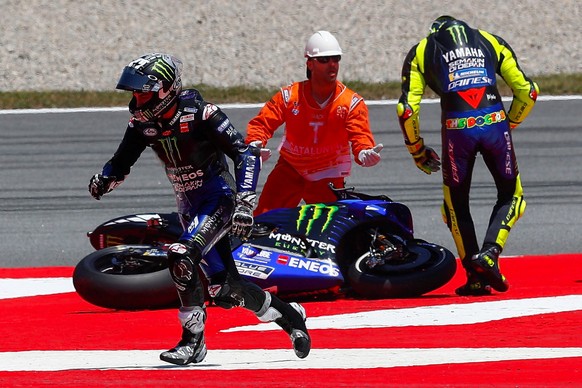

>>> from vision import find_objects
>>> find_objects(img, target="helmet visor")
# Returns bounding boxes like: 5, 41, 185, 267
116, 67, 161, 92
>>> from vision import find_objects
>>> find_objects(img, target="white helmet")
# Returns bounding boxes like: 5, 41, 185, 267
304, 31, 343, 58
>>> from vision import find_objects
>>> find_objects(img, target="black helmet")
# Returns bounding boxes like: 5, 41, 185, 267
431, 16, 472, 48
429, 15, 456, 34
116, 53, 183, 122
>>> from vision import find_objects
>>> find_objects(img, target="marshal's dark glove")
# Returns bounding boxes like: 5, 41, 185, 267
232, 191, 256, 239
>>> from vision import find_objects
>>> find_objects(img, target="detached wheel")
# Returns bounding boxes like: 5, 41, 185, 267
73, 245, 177, 310
347, 240, 456, 298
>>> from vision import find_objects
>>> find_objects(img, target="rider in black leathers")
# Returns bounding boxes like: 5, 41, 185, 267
88, 53, 310, 365
397, 16, 539, 296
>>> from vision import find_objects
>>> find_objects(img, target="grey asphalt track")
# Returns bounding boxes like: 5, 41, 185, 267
1, 98, 580, 267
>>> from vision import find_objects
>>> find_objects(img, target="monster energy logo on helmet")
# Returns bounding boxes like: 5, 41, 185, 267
430, 16, 468, 45
151, 58, 175, 82
430, 15, 455, 34
446, 24, 468, 45
296, 204, 339, 234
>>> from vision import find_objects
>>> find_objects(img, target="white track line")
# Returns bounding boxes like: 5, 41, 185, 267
0, 278, 74, 299
1, 347, 581, 371
227, 295, 582, 331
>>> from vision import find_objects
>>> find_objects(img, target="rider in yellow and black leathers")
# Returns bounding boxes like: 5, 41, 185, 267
396, 16, 539, 295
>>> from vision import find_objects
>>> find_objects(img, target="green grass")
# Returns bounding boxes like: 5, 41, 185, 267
1, 73, 580, 109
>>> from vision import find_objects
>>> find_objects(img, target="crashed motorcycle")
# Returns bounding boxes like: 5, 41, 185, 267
73, 187, 457, 310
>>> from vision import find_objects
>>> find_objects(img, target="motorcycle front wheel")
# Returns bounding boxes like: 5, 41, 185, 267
73, 245, 178, 310
347, 240, 457, 298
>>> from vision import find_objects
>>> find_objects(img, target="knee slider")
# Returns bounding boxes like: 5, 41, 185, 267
515, 195, 526, 220
208, 278, 266, 311
168, 242, 201, 290
440, 202, 450, 227
208, 281, 244, 309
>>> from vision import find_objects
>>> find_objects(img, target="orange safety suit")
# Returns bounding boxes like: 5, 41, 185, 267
247, 80, 376, 215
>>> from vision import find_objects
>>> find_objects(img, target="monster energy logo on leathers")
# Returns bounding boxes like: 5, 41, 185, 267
151, 59, 175, 82
296, 204, 339, 234
159, 136, 182, 163
447, 25, 468, 44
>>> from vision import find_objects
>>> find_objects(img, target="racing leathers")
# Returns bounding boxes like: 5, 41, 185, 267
397, 19, 538, 286
91, 89, 310, 362
246, 80, 378, 215
95, 89, 262, 302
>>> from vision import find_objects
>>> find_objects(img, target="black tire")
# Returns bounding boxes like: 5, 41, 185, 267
347, 240, 457, 298
73, 245, 178, 310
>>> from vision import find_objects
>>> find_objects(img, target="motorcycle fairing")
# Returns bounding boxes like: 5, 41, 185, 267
253, 199, 414, 257
232, 242, 343, 294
